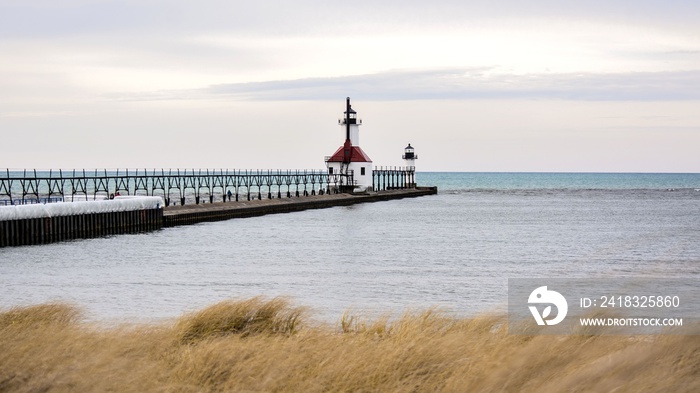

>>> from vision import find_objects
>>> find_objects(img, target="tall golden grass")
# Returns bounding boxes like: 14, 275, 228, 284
1, 297, 698, 392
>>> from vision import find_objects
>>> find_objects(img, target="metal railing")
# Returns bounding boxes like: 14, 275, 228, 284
1, 167, 417, 206
373, 166, 416, 191
0, 169, 354, 206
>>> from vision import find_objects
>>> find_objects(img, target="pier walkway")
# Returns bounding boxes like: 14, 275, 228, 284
1, 166, 435, 246
0, 187, 437, 247
163, 187, 437, 227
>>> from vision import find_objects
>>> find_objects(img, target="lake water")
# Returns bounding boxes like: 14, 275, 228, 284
1, 172, 699, 323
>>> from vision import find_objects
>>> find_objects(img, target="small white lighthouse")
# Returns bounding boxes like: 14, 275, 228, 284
403, 143, 417, 188
402, 143, 417, 169
325, 98, 373, 192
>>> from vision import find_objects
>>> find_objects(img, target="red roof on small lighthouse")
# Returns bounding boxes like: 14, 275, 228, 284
327, 140, 372, 163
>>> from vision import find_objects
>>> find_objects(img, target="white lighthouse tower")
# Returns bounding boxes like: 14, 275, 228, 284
403, 143, 417, 169
403, 143, 417, 188
325, 98, 373, 192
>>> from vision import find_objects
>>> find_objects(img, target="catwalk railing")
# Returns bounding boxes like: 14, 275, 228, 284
372, 166, 416, 191
0, 169, 361, 206
0, 167, 416, 206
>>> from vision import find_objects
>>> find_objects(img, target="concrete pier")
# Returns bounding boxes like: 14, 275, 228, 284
0, 187, 437, 247
0, 208, 163, 247
163, 187, 437, 227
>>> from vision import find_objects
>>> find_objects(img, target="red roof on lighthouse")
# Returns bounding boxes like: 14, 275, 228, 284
327, 141, 372, 163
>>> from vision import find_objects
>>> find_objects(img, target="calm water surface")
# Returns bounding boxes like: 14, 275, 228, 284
1, 173, 699, 323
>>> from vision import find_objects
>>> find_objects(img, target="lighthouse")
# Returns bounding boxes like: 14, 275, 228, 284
325, 98, 374, 192
403, 143, 417, 188
402, 143, 417, 169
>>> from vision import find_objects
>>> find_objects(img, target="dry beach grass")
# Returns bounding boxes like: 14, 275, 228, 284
1, 297, 698, 392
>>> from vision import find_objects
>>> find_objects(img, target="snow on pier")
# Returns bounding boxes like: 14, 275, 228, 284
0, 196, 163, 221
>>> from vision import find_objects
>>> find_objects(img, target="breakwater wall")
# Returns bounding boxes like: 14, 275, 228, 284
0, 197, 164, 247
0, 188, 437, 247
0, 208, 163, 247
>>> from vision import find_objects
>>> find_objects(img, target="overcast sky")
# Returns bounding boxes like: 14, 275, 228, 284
1, 0, 699, 172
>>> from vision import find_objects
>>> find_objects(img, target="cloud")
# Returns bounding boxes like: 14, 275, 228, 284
107, 68, 700, 102
3, 1, 698, 37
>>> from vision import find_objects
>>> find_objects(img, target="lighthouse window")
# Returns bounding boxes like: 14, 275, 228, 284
360, 167, 366, 176
328, 167, 334, 174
